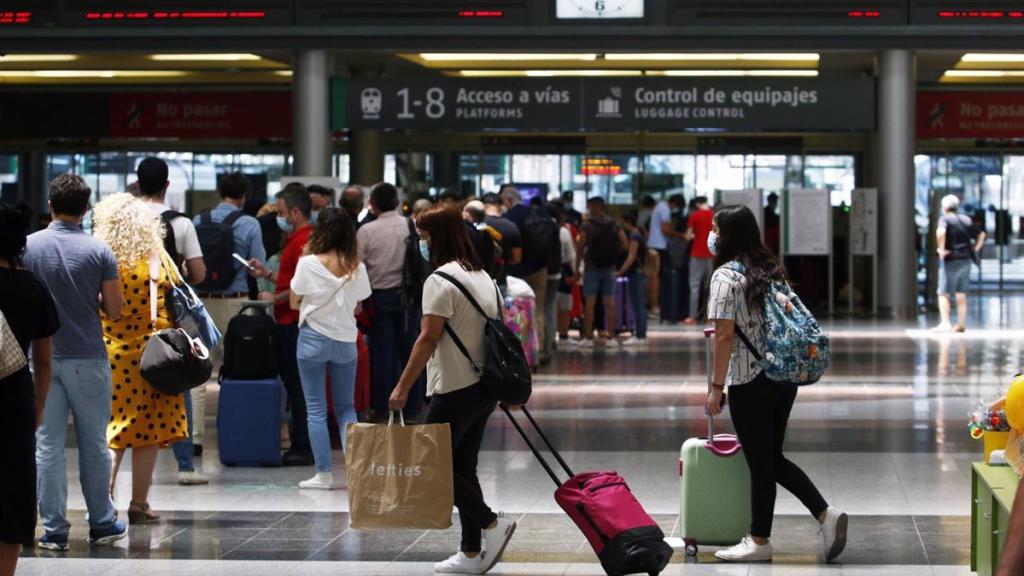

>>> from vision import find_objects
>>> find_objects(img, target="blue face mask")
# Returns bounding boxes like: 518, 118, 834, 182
277, 216, 293, 234
419, 239, 431, 262
311, 210, 321, 225
707, 231, 719, 256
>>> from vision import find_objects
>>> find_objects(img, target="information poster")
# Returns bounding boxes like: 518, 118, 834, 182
716, 189, 763, 233
850, 188, 878, 256
783, 189, 831, 255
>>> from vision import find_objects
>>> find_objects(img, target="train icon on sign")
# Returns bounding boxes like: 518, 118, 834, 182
361, 88, 382, 119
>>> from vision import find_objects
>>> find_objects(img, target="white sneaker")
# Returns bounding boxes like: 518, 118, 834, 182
575, 339, 594, 349
714, 535, 773, 562
820, 507, 848, 561
434, 551, 486, 574
299, 472, 335, 490
619, 336, 647, 348
481, 516, 516, 572
176, 470, 209, 486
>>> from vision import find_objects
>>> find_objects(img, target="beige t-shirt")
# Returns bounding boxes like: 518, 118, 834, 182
422, 261, 501, 397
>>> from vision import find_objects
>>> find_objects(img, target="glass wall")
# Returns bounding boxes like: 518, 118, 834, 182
457, 152, 857, 208
916, 152, 1024, 288
0, 154, 17, 203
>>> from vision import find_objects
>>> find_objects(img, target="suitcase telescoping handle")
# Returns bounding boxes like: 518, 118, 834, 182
501, 405, 575, 488
704, 327, 743, 457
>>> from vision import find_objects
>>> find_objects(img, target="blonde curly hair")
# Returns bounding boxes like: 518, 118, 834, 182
91, 192, 164, 267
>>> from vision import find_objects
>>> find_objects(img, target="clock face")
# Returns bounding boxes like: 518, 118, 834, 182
556, 0, 644, 19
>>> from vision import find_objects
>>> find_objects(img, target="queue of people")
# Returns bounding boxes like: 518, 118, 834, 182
0, 171, 859, 576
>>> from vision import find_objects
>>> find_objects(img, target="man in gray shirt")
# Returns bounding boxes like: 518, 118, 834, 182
23, 174, 127, 550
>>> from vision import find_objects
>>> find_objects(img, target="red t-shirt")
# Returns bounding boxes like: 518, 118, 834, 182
275, 224, 312, 325
689, 208, 714, 259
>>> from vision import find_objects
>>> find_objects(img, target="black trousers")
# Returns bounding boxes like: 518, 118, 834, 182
425, 384, 498, 553
728, 374, 828, 538
277, 322, 310, 454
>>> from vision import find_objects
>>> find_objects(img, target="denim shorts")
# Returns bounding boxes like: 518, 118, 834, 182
939, 258, 972, 295
582, 267, 616, 298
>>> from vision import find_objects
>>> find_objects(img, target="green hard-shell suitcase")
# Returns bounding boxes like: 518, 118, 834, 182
678, 328, 752, 557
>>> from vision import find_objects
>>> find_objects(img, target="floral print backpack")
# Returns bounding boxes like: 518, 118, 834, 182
725, 262, 830, 385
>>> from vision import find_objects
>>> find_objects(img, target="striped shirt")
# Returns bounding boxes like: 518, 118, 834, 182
707, 264, 765, 386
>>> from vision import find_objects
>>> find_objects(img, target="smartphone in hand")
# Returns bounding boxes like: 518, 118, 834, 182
232, 253, 255, 271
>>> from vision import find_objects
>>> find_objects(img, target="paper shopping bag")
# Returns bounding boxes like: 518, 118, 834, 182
345, 420, 454, 530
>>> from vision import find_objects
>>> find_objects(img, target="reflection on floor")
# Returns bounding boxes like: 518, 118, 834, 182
23, 303, 1022, 575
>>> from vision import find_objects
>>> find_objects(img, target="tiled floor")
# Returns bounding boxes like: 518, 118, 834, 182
21, 303, 1021, 575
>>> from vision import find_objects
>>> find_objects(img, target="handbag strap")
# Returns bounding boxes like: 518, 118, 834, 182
300, 264, 352, 322
148, 250, 161, 324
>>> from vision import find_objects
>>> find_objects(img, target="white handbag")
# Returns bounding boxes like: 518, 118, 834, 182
0, 310, 28, 380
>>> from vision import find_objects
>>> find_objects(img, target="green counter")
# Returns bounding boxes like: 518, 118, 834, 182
972, 463, 1020, 576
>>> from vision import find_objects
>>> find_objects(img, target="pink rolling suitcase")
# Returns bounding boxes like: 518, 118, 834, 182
504, 406, 673, 576
678, 328, 752, 556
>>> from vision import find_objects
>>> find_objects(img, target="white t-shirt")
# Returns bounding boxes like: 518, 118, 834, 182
146, 201, 203, 260
647, 201, 672, 250
422, 261, 501, 397
290, 257, 372, 343
559, 225, 576, 266
706, 263, 766, 386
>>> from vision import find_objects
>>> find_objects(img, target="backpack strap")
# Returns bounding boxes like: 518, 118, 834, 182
222, 210, 246, 228
200, 211, 214, 225
433, 270, 503, 379
716, 261, 763, 361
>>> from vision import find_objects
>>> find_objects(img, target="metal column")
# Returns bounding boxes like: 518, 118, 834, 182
293, 49, 332, 177
878, 50, 917, 319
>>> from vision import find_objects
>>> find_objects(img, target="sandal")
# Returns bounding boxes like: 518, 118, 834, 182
127, 501, 160, 524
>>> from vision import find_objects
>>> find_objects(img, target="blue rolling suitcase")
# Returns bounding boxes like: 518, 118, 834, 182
218, 378, 282, 467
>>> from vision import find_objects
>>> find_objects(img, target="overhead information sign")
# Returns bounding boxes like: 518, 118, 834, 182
918, 91, 1024, 139
336, 77, 875, 132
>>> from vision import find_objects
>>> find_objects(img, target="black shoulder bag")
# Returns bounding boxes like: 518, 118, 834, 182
433, 271, 532, 406
948, 214, 981, 267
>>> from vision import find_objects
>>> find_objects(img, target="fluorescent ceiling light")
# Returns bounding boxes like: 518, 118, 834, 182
458, 69, 641, 77
421, 53, 598, 62
943, 70, 1024, 78
149, 53, 262, 62
960, 54, 1024, 63
605, 53, 819, 62
658, 69, 819, 77
0, 54, 79, 62
0, 70, 188, 78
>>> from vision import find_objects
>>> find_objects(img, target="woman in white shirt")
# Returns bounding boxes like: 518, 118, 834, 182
290, 208, 371, 490
389, 206, 516, 576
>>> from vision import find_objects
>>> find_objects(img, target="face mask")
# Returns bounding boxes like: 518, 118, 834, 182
311, 210, 321, 225
419, 239, 431, 262
277, 216, 293, 234
707, 231, 719, 256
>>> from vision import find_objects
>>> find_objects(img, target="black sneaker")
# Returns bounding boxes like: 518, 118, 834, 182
281, 450, 314, 467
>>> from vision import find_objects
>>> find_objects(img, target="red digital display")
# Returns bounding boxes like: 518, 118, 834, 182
847, 10, 881, 17
937, 10, 1024, 18
84, 10, 266, 20
458, 10, 503, 18
0, 11, 31, 24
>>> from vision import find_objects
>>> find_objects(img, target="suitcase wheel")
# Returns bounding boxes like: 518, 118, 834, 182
685, 543, 698, 557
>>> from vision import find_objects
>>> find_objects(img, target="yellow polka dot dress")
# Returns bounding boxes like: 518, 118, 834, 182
104, 258, 188, 450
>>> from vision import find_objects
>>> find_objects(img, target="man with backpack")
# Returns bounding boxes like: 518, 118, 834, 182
135, 157, 209, 485
576, 196, 628, 348
193, 172, 267, 334
136, 157, 206, 286
502, 185, 560, 362
935, 194, 985, 333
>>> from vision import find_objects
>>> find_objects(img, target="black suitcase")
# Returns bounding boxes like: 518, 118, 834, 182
221, 303, 278, 380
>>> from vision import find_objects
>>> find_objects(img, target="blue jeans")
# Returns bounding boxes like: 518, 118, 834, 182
369, 290, 423, 419
627, 272, 648, 339
36, 357, 118, 535
297, 325, 359, 473
171, 392, 195, 472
